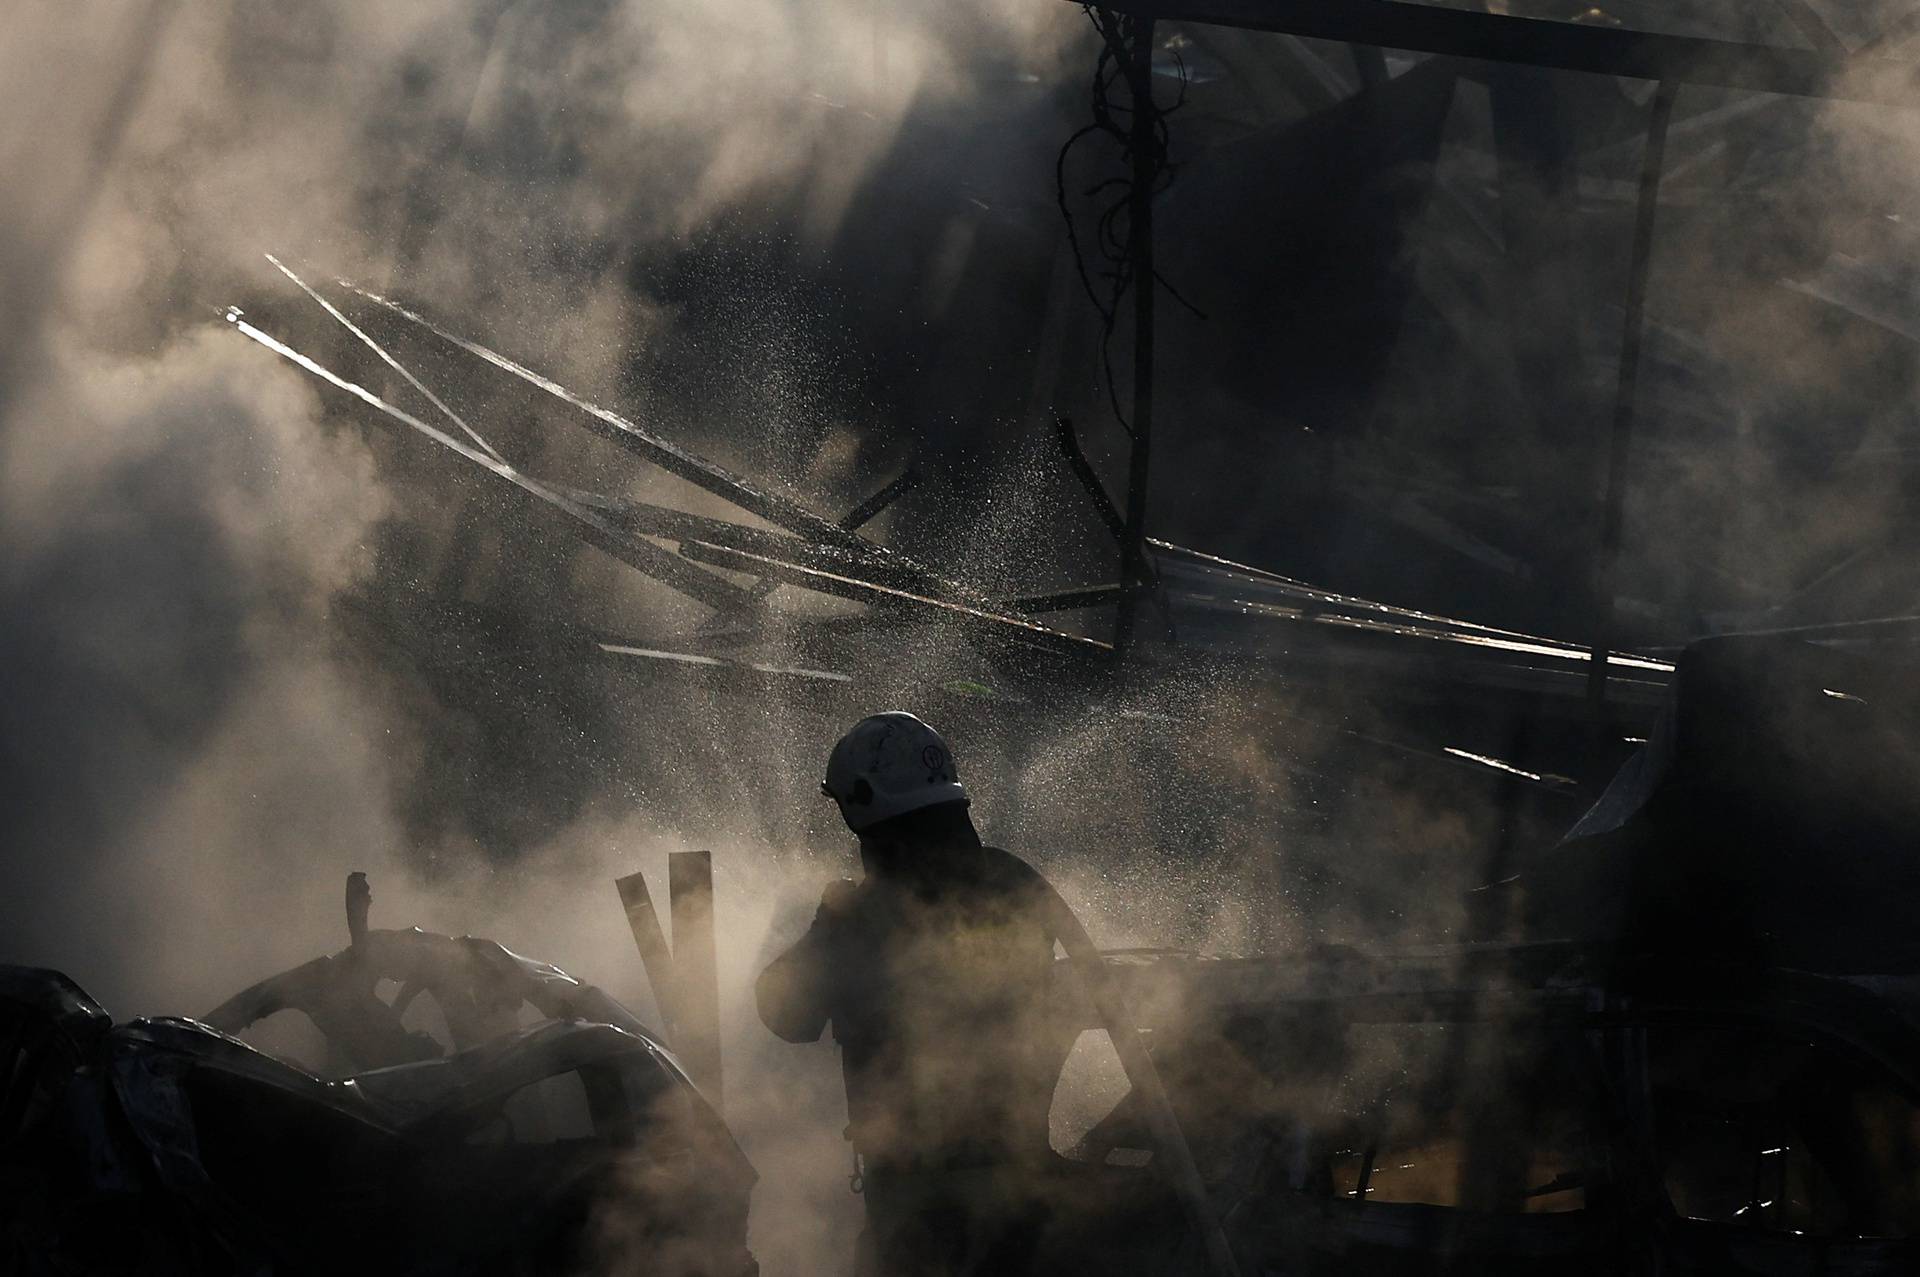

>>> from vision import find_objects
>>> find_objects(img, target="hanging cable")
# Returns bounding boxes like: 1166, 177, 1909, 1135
1054, 7, 1200, 437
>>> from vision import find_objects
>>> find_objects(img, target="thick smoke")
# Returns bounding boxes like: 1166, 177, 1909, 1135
0, 4, 1098, 1272
0, 0, 1085, 990
11, 5, 1919, 1273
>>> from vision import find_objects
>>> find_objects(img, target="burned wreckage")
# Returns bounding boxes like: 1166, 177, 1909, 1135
1087, 640, 1920, 1275
0, 875, 755, 1277
16, 0, 1920, 1273
12, 646, 1920, 1274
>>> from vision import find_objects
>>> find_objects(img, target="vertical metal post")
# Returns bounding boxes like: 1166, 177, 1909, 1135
1352, 44, 1389, 88
1588, 81, 1677, 704
1492, 68, 1581, 447
345, 872, 371, 946
668, 850, 724, 1109
1115, 14, 1158, 657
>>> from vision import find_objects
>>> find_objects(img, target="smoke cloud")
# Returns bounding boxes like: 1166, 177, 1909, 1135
11, 5, 1919, 1274
0, 4, 1127, 1272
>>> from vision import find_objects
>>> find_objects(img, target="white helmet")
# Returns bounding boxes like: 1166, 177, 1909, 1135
822, 712, 968, 833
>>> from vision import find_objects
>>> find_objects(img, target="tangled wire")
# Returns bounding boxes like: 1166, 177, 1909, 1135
1055, 5, 1199, 436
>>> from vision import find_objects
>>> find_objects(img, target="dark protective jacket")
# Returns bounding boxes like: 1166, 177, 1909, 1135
756, 844, 1070, 1172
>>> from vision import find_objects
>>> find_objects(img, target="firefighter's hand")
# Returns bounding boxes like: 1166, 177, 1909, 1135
816, 878, 858, 923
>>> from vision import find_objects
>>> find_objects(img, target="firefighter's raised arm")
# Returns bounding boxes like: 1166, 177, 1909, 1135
755, 878, 856, 1043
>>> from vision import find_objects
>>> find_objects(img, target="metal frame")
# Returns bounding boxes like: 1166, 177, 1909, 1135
1074, 0, 1920, 101
1063, 0, 1920, 701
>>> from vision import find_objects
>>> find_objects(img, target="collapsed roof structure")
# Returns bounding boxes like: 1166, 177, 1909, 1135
219, 2, 1920, 749
191, 8, 1920, 975
0, 882, 755, 1277
18, 3, 1920, 1273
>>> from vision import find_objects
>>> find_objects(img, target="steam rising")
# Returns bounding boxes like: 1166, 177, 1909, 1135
0, 4, 1088, 1271
9, 4, 1920, 1273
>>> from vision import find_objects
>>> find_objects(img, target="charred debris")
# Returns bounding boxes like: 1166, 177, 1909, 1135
210, 3, 1920, 874
14, 656, 1920, 1274
2, 868, 754, 1277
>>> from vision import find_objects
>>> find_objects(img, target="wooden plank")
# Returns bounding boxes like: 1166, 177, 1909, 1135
668, 851, 723, 1109
615, 871, 680, 1036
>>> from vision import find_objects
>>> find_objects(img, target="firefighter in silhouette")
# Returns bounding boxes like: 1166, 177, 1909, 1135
757, 713, 1074, 1276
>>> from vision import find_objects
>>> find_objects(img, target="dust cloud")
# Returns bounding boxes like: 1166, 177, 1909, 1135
0, 0, 1079, 998
0, 4, 1186, 1274
9, 4, 1916, 1275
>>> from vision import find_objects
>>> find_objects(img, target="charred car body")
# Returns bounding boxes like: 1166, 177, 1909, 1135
0, 923, 754, 1277
1081, 944, 1920, 1275
1062, 639, 1920, 1275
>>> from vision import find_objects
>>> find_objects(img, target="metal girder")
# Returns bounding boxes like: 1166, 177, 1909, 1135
839, 467, 923, 531
540, 485, 825, 557
1054, 416, 1174, 636
1054, 416, 1127, 542
340, 281, 884, 556
1007, 584, 1129, 614
597, 641, 854, 685
672, 461, 922, 608
1588, 81, 1679, 704
1072, 0, 1920, 102
1148, 538, 1674, 679
1116, 15, 1158, 658
541, 485, 1002, 609
223, 310, 755, 613
689, 531, 985, 604
266, 255, 505, 465
675, 540, 1113, 658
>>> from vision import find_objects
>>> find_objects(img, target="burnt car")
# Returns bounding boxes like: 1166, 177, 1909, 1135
1067, 940, 1920, 1267
0, 922, 755, 1277
1048, 640, 1920, 1274
1069, 943, 1920, 1276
